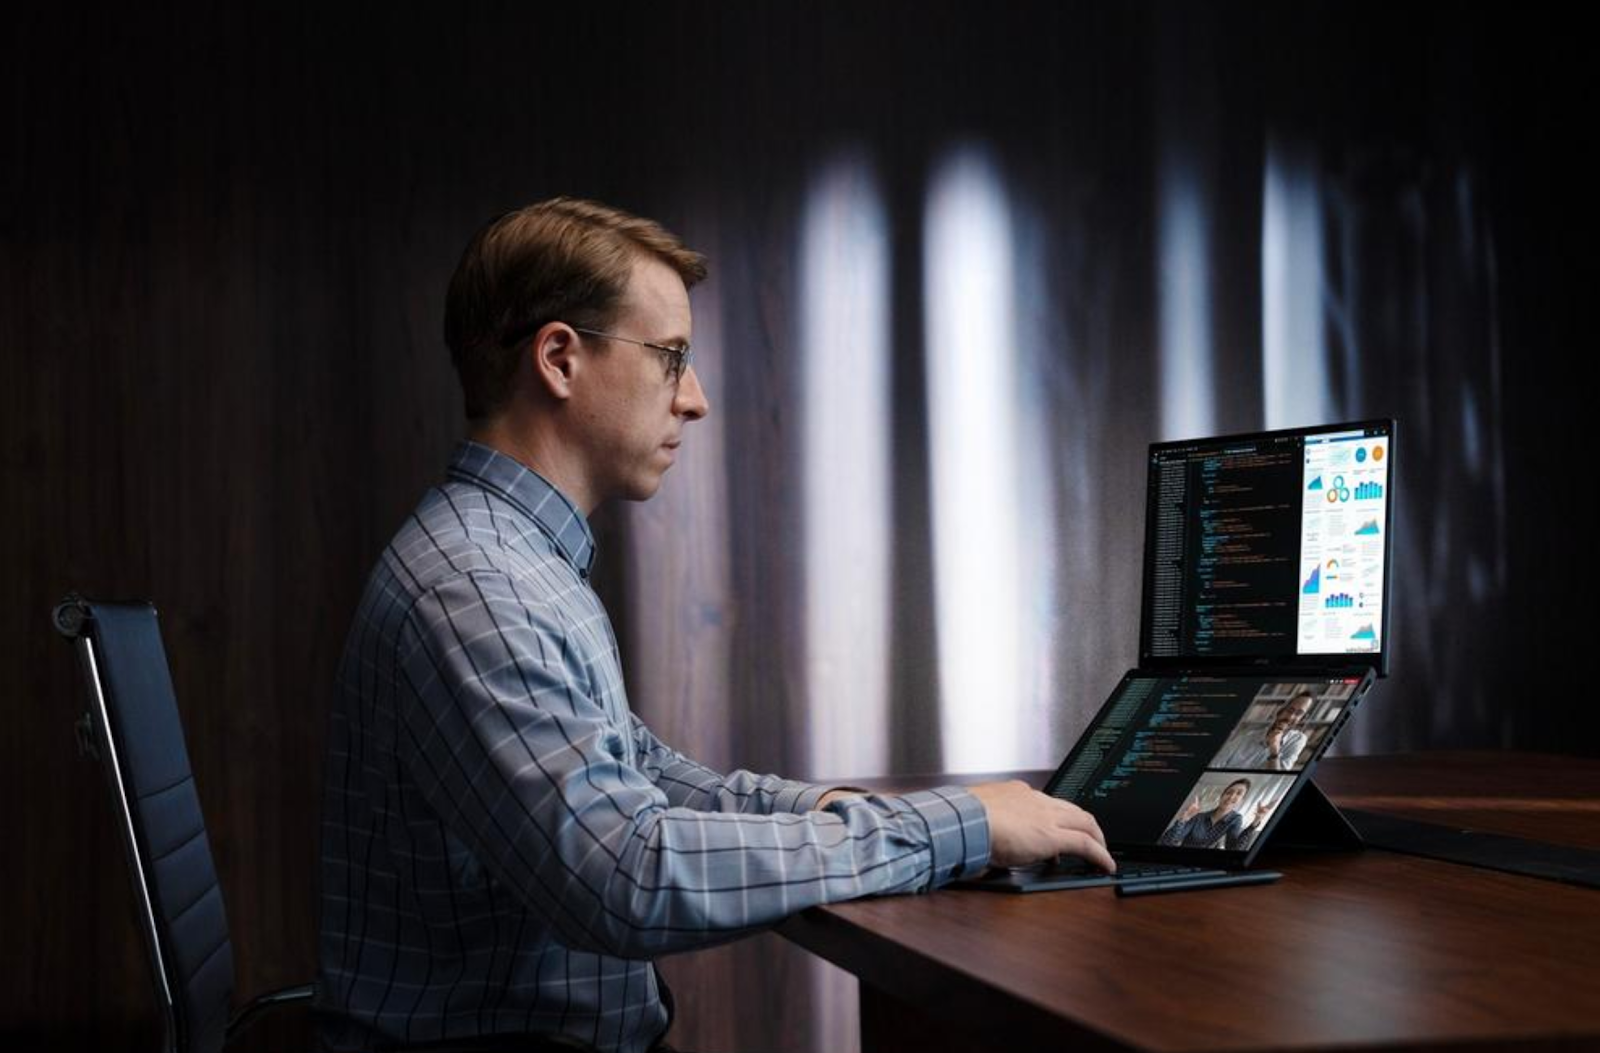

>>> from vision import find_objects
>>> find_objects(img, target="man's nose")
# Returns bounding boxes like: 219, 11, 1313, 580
675, 365, 710, 420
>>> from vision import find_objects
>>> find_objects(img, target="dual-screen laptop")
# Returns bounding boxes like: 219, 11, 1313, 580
960, 419, 1396, 894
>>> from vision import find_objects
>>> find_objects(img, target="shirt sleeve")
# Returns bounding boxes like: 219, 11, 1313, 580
1223, 812, 1252, 851
628, 714, 837, 814
1277, 730, 1307, 770
393, 570, 991, 959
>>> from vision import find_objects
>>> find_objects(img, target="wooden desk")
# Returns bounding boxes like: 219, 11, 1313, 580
778, 752, 1600, 1052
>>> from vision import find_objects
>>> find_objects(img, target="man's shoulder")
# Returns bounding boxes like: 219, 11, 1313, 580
375, 481, 575, 610
336, 483, 598, 696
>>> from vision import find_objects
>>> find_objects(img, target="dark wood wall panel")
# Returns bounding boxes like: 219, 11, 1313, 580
4, 4, 1587, 1051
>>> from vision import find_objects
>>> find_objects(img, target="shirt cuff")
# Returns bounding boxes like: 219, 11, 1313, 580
896, 786, 991, 889
777, 782, 828, 813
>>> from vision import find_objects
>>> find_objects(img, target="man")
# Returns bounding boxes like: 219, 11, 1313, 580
1213, 692, 1316, 771
1158, 777, 1270, 852
316, 197, 1113, 1053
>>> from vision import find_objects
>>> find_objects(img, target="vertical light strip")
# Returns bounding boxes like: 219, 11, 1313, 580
1006, 196, 1062, 770
800, 152, 891, 780
1262, 137, 1330, 429
1158, 158, 1216, 441
924, 146, 1023, 773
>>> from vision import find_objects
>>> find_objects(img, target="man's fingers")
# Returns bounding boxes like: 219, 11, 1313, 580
1051, 801, 1109, 848
1060, 830, 1117, 874
971, 782, 1117, 870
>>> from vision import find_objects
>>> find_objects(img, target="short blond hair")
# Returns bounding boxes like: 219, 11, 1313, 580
444, 197, 707, 421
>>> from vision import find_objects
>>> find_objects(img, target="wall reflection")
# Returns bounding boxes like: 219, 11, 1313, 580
1262, 136, 1332, 429
1159, 158, 1217, 441
800, 151, 892, 778
923, 145, 1027, 772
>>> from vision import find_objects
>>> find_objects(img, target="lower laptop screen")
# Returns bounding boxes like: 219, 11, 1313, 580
1046, 672, 1372, 860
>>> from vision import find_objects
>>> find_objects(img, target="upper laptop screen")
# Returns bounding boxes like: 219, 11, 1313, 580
1139, 419, 1395, 674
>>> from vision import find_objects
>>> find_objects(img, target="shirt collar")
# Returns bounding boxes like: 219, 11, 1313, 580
445, 440, 596, 578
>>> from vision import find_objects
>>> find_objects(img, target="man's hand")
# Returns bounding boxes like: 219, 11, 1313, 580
1251, 793, 1283, 828
816, 789, 860, 809
969, 780, 1116, 873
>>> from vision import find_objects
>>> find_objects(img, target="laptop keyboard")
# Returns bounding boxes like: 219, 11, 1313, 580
965, 854, 1222, 892
1042, 856, 1206, 881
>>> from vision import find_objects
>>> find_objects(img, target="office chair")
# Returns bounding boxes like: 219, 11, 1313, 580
56, 596, 314, 1053
57, 596, 601, 1053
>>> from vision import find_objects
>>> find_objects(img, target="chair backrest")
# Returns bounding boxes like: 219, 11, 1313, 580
57, 597, 235, 1053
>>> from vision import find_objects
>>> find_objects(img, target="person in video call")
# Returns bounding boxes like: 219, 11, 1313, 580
1215, 691, 1316, 771
315, 196, 1116, 1053
1159, 777, 1271, 851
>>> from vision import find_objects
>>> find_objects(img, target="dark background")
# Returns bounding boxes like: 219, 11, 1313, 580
4, 3, 1589, 1051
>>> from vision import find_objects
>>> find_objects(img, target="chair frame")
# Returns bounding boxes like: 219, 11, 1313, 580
56, 595, 313, 1053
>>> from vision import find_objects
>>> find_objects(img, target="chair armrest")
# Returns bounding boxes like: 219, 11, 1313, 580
225, 982, 315, 1046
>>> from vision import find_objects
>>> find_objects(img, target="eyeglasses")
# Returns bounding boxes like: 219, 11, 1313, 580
572, 327, 693, 383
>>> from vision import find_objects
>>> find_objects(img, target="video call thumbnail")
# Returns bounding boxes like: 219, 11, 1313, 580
1158, 771, 1296, 853
1207, 682, 1353, 773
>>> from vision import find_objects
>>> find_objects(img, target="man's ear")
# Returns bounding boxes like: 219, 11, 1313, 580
529, 321, 580, 400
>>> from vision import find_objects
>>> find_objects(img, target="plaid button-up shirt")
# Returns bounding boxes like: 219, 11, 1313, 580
317, 441, 990, 1053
